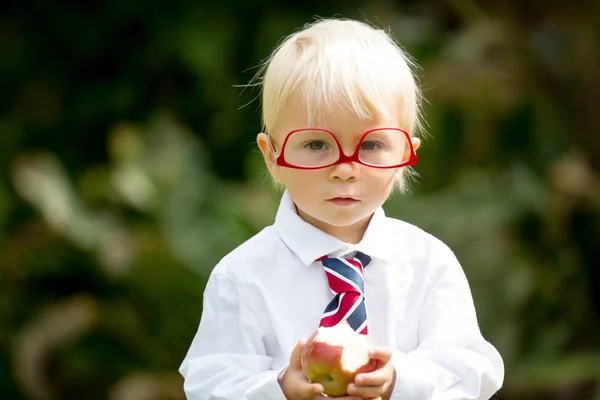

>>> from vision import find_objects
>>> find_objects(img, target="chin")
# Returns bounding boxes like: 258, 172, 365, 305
294, 199, 377, 230
315, 209, 373, 228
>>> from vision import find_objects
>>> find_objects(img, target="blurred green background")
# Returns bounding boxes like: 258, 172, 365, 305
1, 0, 599, 399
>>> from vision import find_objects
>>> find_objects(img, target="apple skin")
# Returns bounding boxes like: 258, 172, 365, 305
300, 329, 377, 397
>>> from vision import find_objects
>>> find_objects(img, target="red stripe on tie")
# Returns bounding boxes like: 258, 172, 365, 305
346, 258, 363, 271
324, 272, 358, 294
319, 292, 360, 328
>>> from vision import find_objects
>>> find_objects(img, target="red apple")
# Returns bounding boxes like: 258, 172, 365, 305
300, 321, 377, 397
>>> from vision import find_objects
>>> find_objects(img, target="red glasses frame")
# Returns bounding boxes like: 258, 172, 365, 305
268, 128, 418, 170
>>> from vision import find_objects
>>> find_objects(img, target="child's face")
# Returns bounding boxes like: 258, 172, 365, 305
257, 99, 419, 243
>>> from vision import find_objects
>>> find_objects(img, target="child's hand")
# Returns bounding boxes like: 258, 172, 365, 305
347, 347, 396, 400
280, 338, 364, 400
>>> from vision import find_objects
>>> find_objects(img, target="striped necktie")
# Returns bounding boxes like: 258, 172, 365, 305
318, 251, 372, 335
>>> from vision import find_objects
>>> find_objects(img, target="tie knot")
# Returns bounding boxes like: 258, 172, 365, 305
317, 251, 372, 268
353, 251, 372, 269
318, 251, 372, 335
319, 251, 371, 296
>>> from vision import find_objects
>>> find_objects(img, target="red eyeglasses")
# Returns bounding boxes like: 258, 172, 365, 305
268, 128, 418, 170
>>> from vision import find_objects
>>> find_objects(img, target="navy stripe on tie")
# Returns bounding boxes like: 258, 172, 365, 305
355, 251, 372, 268
322, 258, 364, 292
324, 293, 341, 313
345, 298, 367, 331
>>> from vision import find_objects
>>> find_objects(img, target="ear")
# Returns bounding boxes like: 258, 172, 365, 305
411, 137, 421, 152
256, 132, 283, 183
396, 137, 421, 182
401, 137, 421, 171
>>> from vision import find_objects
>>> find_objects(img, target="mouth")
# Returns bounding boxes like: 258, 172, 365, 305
327, 197, 359, 206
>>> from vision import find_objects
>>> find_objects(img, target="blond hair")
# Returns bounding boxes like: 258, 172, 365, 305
253, 18, 425, 191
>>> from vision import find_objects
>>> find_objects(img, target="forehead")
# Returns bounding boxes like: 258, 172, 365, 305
272, 94, 398, 141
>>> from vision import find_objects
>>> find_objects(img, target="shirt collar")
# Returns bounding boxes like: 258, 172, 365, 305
274, 190, 394, 266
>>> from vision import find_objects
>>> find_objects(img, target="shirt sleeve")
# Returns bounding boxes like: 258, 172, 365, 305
179, 272, 288, 400
389, 241, 505, 400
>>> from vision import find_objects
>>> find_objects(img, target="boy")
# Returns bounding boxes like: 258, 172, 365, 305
179, 18, 504, 399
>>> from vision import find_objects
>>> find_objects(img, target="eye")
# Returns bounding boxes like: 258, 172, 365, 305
305, 141, 328, 151
361, 141, 382, 151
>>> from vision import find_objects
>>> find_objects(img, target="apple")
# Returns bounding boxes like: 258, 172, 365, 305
300, 321, 377, 397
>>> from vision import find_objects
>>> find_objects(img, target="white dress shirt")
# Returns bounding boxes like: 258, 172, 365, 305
179, 190, 504, 399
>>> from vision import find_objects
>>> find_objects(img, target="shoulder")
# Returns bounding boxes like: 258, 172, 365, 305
209, 224, 286, 281
382, 216, 463, 283
385, 217, 455, 258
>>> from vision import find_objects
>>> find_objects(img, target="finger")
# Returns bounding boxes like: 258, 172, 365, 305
367, 347, 393, 363
355, 368, 389, 387
295, 381, 324, 399
289, 338, 307, 370
347, 383, 385, 398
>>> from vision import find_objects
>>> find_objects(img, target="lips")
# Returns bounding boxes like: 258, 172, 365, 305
327, 197, 359, 206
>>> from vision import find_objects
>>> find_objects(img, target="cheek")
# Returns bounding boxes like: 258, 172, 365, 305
364, 169, 397, 187
280, 169, 324, 188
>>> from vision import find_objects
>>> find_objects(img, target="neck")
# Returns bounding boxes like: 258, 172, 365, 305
296, 207, 373, 244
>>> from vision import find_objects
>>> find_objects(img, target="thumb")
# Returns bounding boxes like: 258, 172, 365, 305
289, 338, 307, 370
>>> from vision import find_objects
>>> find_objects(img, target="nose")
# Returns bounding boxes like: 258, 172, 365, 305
328, 160, 359, 181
